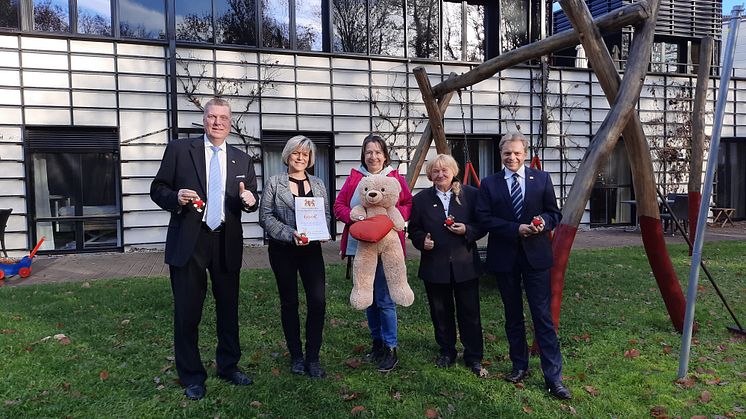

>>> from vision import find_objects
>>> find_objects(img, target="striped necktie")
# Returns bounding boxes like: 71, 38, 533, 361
206, 146, 223, 230
510, 173, 523, 220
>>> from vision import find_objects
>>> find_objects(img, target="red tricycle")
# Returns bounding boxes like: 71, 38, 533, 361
0, 237, 45, 283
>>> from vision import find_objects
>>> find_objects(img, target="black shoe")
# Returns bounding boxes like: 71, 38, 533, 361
468, 361, 488, 378
305, 361, 326, 378
291, 357, 306, 375
505, 369, 529, 383
435, 354, 455, 368
377, 346, 398, 372
546, 381, 572, 400
184, 384, 205, 400
365, 339, 385, 364
219, 371, 253, 386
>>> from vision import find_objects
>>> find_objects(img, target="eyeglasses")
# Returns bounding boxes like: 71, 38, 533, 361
205, 114, 231, 123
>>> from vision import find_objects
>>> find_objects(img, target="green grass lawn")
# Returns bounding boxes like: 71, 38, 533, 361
1, 242, 744, 418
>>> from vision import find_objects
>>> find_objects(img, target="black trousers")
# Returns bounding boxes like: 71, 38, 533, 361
268, 239, 326, 362
495, 248, 563, 384
169, 225, 241, 386
423, 273, 483, 365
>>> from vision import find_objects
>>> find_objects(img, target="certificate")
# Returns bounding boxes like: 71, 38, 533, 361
295, 197, 330, 241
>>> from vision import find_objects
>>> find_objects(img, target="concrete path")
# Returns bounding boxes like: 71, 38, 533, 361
4, 222, 745, 286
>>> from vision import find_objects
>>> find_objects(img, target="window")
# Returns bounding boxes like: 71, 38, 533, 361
296, 0, 322, 51
262, 0, 290, 48
370, 0, 403, 56
0, 0, 19, 29
590, 140, 633, 226
407, 0, 438, 59
176, 0, 213, 42
216, 0, 257, 45
119, 0, 166, 39
443, 1, 485, 62
500, 0, 528, 53
26, 127, 122, 253
332, 0, 366, 54
77, 0, 111, 36
651, 41, 680, 73
33, 0, 69, 32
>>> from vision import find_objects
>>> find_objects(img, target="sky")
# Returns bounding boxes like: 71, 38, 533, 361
722, 0, 745, 15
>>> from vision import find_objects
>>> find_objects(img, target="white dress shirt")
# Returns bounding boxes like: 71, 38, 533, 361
436, 187, 453, 217
203, 135, 227, 223
504, 164, 526, 198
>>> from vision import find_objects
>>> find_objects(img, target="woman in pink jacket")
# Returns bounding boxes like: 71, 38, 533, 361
334, 134, 412, 372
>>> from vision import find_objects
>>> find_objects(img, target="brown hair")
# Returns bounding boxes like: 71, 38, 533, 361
360, 134, 390, 169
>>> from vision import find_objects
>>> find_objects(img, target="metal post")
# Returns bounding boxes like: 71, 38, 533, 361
677, 6, 743, 379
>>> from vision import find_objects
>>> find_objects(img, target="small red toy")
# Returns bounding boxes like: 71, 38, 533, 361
444, 215, 455, 226
532, 216, 544, 227
192, 198, 204, 213
299, 233, 309, 244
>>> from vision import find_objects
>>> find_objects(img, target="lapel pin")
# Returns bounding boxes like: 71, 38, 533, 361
232, 160, 236, 164
433, 204, 437, 207
529, 176, 534, 180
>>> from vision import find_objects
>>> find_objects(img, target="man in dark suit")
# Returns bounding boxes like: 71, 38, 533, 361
151, 97, 259, 400
475, 133, 571, 400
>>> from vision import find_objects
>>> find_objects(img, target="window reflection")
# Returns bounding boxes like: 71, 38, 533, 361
296, 0, 322, 51
119, 0, 166, 39
500, 0, 528, 52
176, 0, 213, 42
407, 0, 438, 59
34, 0, 69, 32
465, 3, 484, 61
216, 0, 257, 45
442, 1, 461, 61
77, 0, 111, 36
332, 0, 366, 53
0, 0, 19, 29
370, 0, 404, 56
262, 0, 290, 48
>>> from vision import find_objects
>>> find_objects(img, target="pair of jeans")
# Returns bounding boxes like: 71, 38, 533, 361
365, 259, 398, 348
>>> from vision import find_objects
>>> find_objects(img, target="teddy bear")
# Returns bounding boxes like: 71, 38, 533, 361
349, 175, 414, 310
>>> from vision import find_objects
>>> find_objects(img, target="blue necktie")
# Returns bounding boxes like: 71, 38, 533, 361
510, 173, 523, 220
206, 146, 223, 230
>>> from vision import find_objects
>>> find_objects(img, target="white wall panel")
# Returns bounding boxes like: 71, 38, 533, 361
117, 43, 165, 58
119, 92, 167, 109
121, 178, 155, 194
297, 100, 331, 115
72, 73, 116, 90
118, 74, 165, 92
296, 55, 329, 68
119, 110, 168, 142
21, 37, 66, 51
0, 161, 24, 177
121, 145, 170, 161
71, 55, 116, 72
298, 116, 332, 131
73, 109, 117, 126
70, 40, 114, 54
22, 52, 68, 70
0, 179, 24, 194
117, 57, 165, 74
0, 69, 20, 86
72, 91, 117, 108
25, 108, 70, 125
0, 107, 21, 124
124, 211, 170, 228
0, 88, 21, 105
296, 84, 331, 100
216, 50, 257, 63
0, 143, 22, 159
0, 35, 18, 48
262, 114, 297, 130
125, 226, 167, 245
297, 68, 330, 83
22, 71, 69, 88
0, 50, 19, 67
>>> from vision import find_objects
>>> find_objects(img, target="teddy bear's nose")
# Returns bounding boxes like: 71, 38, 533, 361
368, 192, 378, 198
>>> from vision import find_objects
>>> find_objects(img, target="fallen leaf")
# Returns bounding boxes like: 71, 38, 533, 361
733, 406, 745, 413
1, 329, 16, 334
723, 356, 735, 363
62, 382, 71, 390
624, 349, 640, 359
690, 416, 707, 419
675, 377, 696, 388
81, 282, 91, 288
662, 345, 672, 354
649, 405, 668, 418
514, 382, 525, 389
629, 339, 638, 345
344, 358, 362, 369
425, 408, 439, 418
699, 390, 711, 403
4, 399, 20, 406
482, 360, 492, 367
271, 368, 280, 377
121, 319, 130, 325
99, 370, 109, 381
522, 406, 534, 414
486, 333, 497, 342
250, 401, 262, 408
583, 386, 600, 396
560, 403, 577, 415
390, 391, 402, 401
351, 406, 365, 415
704, 377, 721, 385
352, 345, 365, 354
55, 322, 64, 328
342, 392, 359, 402
577, 372, 587, 381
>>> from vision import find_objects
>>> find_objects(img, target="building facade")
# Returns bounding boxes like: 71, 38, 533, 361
0, 0, 742, 255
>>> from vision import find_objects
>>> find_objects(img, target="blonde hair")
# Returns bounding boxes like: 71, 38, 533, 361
498, 132, 528, 152
282, 135, 316, 168
425, 154, 463, 205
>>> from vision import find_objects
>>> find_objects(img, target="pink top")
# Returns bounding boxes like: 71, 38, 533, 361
333, 168, 413, 259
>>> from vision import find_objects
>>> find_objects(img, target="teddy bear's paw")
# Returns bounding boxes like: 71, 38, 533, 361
350, 290, 373, 310
390, 286, 415, 307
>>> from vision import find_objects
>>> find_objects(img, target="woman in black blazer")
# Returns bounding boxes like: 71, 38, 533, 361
409, 154, 486, 376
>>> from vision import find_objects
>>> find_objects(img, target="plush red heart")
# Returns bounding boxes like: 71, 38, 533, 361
349, 214, 394, 243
